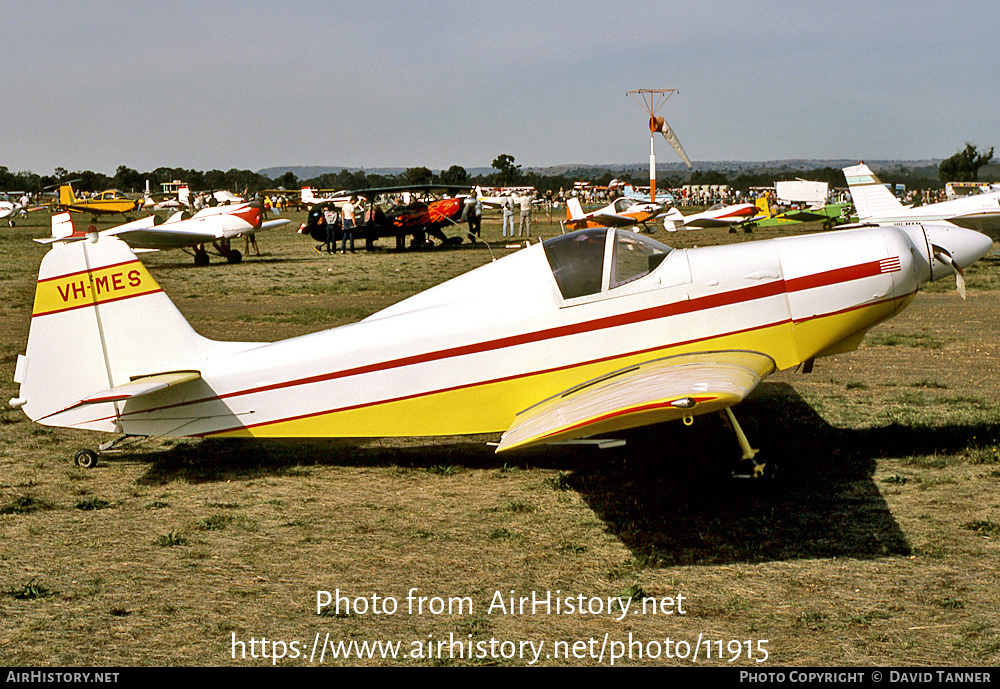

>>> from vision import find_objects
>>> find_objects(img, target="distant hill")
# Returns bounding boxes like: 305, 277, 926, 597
259, 160, 944, 181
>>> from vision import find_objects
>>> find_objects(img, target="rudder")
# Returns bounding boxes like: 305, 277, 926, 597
843, 163, 905, 220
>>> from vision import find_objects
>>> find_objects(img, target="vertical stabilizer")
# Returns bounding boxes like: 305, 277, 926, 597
58, 184, 76, 208
11, 235, 259, 431
843, 163, 905, 220
755, 197, 772, 219
661, 207, 686, 231
51, 212, 78, 239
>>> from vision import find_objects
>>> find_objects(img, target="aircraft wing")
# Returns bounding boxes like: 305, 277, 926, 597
495, 350, 775, 452
683, 217, 738, 228
110, 218, 290, 248
566, 213, 641, 229
778, 210, 828, 223
107, 226, 223, 248
945, 211, 1000, 239
220, 218, 290, 239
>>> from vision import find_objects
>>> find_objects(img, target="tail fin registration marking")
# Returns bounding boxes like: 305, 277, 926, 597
32, 258, 162, 318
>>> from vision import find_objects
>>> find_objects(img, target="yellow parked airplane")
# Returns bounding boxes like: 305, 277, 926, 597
56, 184, 142, 217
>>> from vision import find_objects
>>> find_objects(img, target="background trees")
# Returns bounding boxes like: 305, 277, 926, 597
939, 143, 994, 183
2, 148, 995, 198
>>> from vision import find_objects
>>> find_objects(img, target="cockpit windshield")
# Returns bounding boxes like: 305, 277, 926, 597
611, 230, 672, 288
543, 228, 672, 300
613, 197, 637, 213
543, 228, 608, 299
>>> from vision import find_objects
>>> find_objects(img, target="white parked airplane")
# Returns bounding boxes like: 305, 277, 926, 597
623, 184, 676, 206
301, 186, 350, 206
10, 217, 991, 471
564, 196, 664, 231
41, 202, 289, 265
0, 195, 32, 226
661, 202, 759, 231
844, 162, 1000, 240
143, 182, 191, 211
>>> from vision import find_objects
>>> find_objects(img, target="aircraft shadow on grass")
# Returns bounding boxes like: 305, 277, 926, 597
131, 382, 998, 566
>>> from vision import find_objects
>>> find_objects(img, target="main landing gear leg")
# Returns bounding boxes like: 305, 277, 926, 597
722, 407, 767, 479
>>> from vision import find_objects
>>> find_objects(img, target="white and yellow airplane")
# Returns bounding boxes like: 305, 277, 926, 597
844, 162, 1000, 240
9, 220, 992, 469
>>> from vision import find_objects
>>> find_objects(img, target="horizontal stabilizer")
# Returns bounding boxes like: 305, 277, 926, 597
259, 219, 291, 231
78, 370, 202, 405
496, 350, 775, 452
38, 371, 203, 422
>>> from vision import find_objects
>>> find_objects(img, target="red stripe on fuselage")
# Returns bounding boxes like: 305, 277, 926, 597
89, 255, 905, 434
785, 258, 894, 292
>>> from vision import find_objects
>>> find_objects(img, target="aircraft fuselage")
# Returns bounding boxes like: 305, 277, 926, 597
33, 223, 974, 442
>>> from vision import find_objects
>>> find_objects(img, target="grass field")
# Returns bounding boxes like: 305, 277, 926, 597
1, 206, 998, 666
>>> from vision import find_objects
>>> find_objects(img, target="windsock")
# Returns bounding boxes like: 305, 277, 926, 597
650, 116, 692, 169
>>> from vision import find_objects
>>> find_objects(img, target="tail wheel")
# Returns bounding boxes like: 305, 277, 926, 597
73, 449, 98, 469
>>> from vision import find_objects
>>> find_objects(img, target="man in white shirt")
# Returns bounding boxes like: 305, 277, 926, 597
341, 196, 359, 253
518, 191, 533, 237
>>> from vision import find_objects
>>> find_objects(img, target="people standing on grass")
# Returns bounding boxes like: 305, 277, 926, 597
323, 206, 337, 253
518, 190, 534, 237
502, 192, 515, 238
340, 195, 363, 253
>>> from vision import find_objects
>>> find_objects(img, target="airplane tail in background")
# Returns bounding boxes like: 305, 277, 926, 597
58, 185, 76, 208
843, 163, 906, 220
50, 212, 79, 240
566, 197, 585, 221
755, 197, 772, 219
10, 236, 258, 432
661, 207, 686, 232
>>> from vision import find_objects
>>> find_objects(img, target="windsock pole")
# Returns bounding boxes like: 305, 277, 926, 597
648, 119, 657, 204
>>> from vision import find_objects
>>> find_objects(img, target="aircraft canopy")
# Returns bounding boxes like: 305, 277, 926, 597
543, 228, 672, 300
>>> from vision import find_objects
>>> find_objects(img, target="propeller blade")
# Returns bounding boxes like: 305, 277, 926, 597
932, 244, 967, 300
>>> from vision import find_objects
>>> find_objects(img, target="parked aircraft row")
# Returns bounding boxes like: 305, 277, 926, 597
564, 194, 761, 233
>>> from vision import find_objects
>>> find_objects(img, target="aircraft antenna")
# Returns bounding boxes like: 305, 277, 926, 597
627, 89, 691, 204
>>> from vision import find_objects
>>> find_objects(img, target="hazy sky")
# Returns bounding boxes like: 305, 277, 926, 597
3, 0, 998, 176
